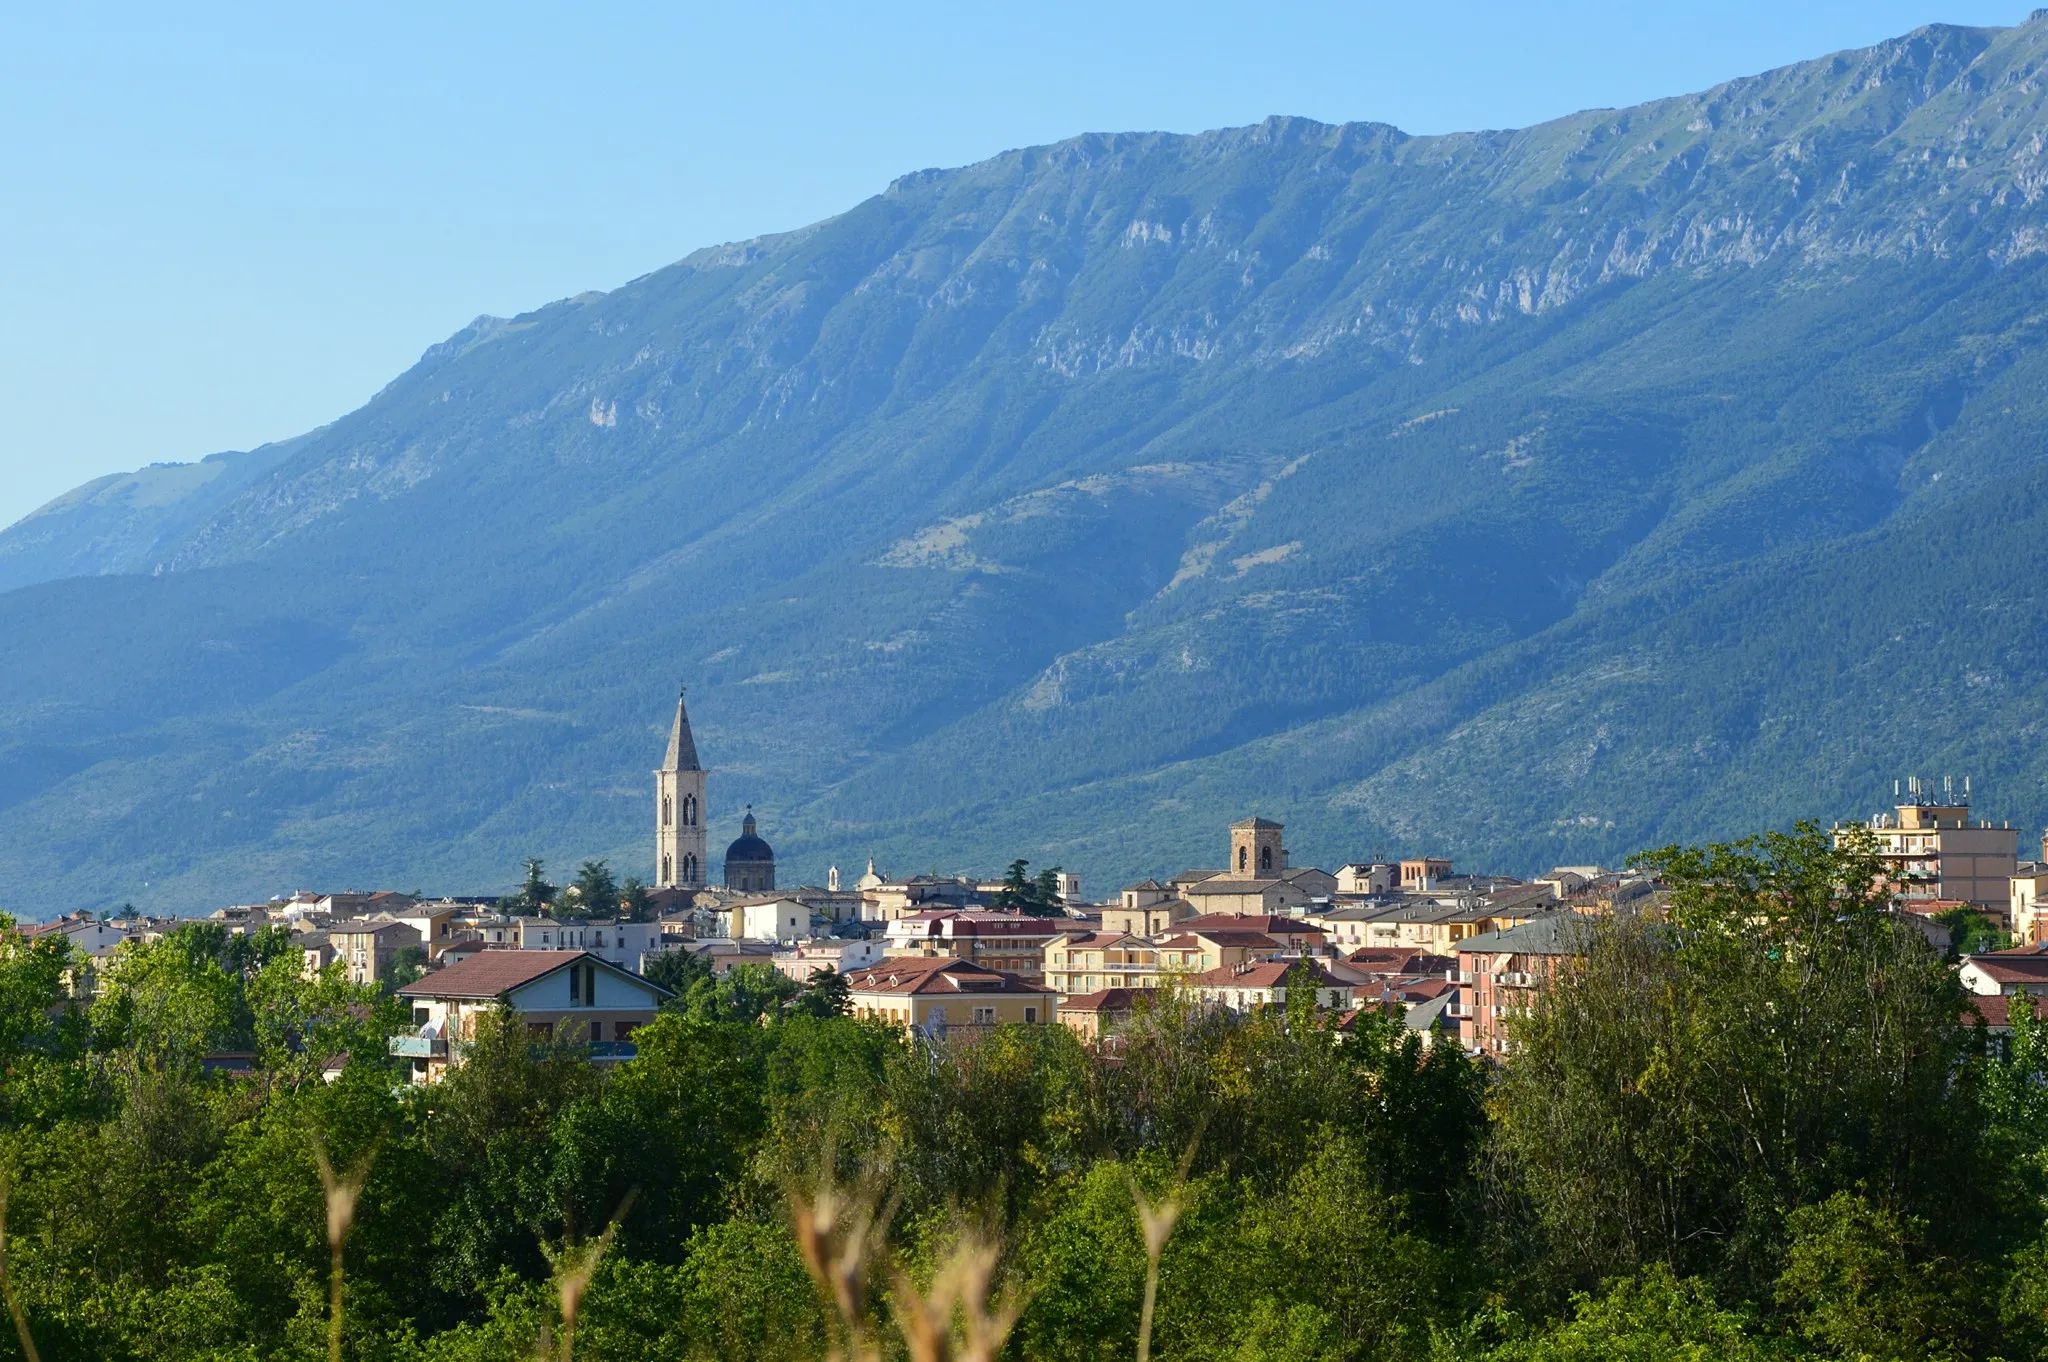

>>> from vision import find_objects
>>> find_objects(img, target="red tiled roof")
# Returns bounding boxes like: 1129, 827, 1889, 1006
846, 956, 1052, 997
1967, 957, 2048, 983
397, 949, 663, 1000
1178, 914, 1322, 935
1189, 960, 1353, 990
1346, 948, 1454, 975
1058, 988, 1140, 1013
1967, 994, 2035, 1028
1190, 931, 1285, 950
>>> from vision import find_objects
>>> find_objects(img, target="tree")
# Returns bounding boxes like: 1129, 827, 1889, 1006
992, 859, 1065, 916
679, 963, 798, 1026
384, 944, 428, 991
619, 877, 655, 923
1935, 904, 2007, 959
1494, 823, 1989, 1299
992, 859, 1035, 913
1775, 1192, 1974, 1361
792, 966, 850, 1019
644, 949, 712, 999
503, 857, 556, 917
571, 860, 620, 919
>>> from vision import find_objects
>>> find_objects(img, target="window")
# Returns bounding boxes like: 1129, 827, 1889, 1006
528, 1021, 553, 1040
662, 854, 672, 882
1260, 846, 1273, 871
1238, 847, 1249, 871
972, 1007, 996, 1024
1024, 1006, 1038, 1024
413, 1007, 430, 1027
662, 794, 672, 827
588, 1020, 601, 1042
614, 1021, 633, 1041
569, 968, 581, 1005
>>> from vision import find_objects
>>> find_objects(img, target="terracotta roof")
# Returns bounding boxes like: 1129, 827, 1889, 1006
1186, 930, 1284, 949
1345, 948, 1454, 975
1964, 946, 2048, 983
1054, 931, 1147, 949
1178, 914, 1322, 935
845, 956, 1051, 997
1189, 960, 1353, 990
1058, 988, 1140, 1013
328, 918, 419, 937
397, 949, 669, 1000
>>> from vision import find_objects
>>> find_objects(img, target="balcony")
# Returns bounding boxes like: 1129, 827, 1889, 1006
389, 1034, 446, 1059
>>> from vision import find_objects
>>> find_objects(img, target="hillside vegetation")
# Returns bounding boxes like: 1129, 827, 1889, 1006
10, 20, 2048, 907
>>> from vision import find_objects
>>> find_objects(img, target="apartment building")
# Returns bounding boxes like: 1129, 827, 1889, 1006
882, 911, 1075, 984
844, 956, 1055, 1032
1856, 789, 2019, 918
327, 919, 422, 987
1454, 916, 1594, 1057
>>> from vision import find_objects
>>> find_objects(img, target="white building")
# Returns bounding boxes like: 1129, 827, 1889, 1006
392, 950, 671, 1083
726, 897, 815, 944
773, 937, 884, 983
512, 917, 667, 971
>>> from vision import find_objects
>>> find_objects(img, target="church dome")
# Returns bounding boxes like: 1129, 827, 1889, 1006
723, 811, 776, 893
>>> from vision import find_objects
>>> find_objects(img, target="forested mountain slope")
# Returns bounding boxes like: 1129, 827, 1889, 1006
11, 18, 2048, 910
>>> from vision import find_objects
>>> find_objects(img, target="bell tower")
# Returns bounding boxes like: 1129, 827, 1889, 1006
655, 688, 708, 889
1229, 817, 1286, 880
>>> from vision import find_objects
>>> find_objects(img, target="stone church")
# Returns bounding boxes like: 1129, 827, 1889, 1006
652, 689, 774, 894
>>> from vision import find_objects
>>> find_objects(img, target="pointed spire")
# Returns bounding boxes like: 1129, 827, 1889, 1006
662, 686, 701, 772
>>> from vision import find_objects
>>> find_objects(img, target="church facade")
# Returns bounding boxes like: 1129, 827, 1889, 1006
652, 689, 775, 894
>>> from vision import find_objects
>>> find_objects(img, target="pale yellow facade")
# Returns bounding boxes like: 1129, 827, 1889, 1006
2012, 868, 2048, 945
848, 990, 1051, 1029
1045, 933, 1165, 996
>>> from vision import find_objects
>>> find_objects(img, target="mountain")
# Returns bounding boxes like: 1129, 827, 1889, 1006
10, 18, 2048, 913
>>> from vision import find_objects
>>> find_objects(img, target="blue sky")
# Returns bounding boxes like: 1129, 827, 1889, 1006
0, 1, 2035, 528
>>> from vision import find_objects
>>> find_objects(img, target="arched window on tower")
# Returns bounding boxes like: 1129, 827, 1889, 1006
1238, 847, 1248, 871
684, 854, 697, 882
683, 795, 696, 827
662, 795, 671, 828
662, 853, 672, 883
1260, 846, 1273, 871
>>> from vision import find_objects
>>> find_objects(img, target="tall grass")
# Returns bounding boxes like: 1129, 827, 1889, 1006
309, 1133, 375, 1362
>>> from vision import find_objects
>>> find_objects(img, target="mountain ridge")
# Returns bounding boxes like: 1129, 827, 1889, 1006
9, 17, 2048, 912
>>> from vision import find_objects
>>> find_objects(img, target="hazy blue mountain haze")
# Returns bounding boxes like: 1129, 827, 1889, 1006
11, 18, 2048, 911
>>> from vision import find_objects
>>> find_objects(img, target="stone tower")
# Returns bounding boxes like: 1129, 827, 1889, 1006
1229, 817, 1287, 880
655, 689, 708, 889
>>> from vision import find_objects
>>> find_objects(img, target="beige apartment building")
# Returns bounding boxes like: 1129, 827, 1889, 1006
1101, 880, 1195, 936
326, 919, 422, 987
844, 956, 1055, 1031
1045, 932, 1163, 996
1856, 793, 2018, 919
882, 910, 1073, 983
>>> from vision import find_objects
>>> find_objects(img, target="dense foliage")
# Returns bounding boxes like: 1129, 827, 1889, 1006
1, 826, 2045, 1359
